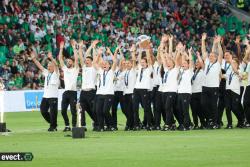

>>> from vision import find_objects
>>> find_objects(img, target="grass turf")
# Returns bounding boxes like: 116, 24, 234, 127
0, 111, 250, 167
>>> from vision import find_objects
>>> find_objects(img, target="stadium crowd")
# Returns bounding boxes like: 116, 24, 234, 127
0, 0, 249, 90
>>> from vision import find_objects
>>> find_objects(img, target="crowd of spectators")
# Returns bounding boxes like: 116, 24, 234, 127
0, 0, 249, 90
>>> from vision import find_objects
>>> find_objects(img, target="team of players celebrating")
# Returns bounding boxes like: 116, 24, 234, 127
30, 33, 250, 132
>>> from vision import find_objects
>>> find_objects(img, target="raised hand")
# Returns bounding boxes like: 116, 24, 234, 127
70, 39, 76, 49
235, 36, 241, 44
202, 33, 207, 41
59, 41, 64, 50
47, 52, 53, 59
78, 40, 84, 48
92, 40, 99, 47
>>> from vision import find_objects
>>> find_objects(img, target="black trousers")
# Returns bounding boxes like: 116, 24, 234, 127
111, 91, 127, 128
177, 93, 191, 128
123, 94, 134, 128
225, 90, 244, 125
217, 85, 226, 125
142, 90, 154, 126
61, 90, 77, 127
240, 86, 245, 121
40, 98, 58, 128
201, 87, 219, 126
95, 95, 113, 129
155, 91, 166, 127
162, 92, 177, 126
244, 86, 250, 123
79, 90, 97, 127
133, 89, 152, 127
190, 92, 206, 127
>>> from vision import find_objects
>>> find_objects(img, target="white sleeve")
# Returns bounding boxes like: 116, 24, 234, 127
42, 69, 48, 76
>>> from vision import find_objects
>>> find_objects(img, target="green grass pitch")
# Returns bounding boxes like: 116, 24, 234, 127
0, 111, 250, 167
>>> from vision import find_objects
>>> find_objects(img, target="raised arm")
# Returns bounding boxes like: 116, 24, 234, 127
93, 48, 101, 70
201, 33, 207, 60
47, 52, 59, 73
229, 55, 239, 75
58, 42, 65, 68
235, 36, 242, 62
86, 40, 99, 57
196, 51, 205, 69
78, 40, 84, 67
130, 44, 137, 69
243, 43, 250, 64
217, 36, 223, 64
31, 51, 44, 71
70, 40, 79, 68
108, 47, 117, 71
169, 34, 173, 56
188, 47, 194, 69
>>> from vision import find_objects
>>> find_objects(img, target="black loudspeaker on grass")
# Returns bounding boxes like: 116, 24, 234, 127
72, 104, 85, 139
72, 127, 85, 139
0, 122, 6, 132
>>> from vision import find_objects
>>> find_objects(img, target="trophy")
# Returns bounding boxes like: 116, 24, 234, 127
137, 35, 151, 49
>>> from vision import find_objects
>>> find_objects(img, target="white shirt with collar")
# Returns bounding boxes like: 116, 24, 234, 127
114, 68, 125, 92
161, 67, 179, 93
178, 68, 193, 94
96, 69, 115, 95
203, 58, 221, 88
81, 65, 97, 90
192, 68, 205, 93
153, 62, 161, 87
134, 65, 153, 90
42, 69, 59, 98
124, 68, 137, 95
62, 66, 79, 91
226, 70, 241, 95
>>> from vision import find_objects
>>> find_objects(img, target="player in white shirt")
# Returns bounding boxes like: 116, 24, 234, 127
133, 42, 154, 131
111, 47, 127, 130
243, 44, 250, 127
190, 52, 206, 129
93, 47, 118, 131
123, 45, 137, 131
31, 51, 59, 132
200, 34, 223, 129
217, 51, 232, 128
59, 40, 79, 132
154, 35, 172, 130
160, 42, 181, 131
78, 40, 98, 131
224, 55, 244, 129
176, 47, 194, 130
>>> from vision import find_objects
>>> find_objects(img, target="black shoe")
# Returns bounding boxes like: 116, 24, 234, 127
199, 125, 205, 130
177, 124, 185, 131
161, 125, 171, 131
236, 123, 244, 128
93, 126, 98, 131
48, 127, 57, 132
133, 126, 140, 131
6, 129, 11, 132
193, 125, 199, 130
142, 125, 147, 130
105, 127, 115, 131
82, 127, 87, 131
124, 126, 129, 131
154, 126, 161, 130
245, 123, 250, 128
146, 126, 153, 131
170, 124, 176, 131
225, 125, 233, 129
63, 127, 71, 132
113, 127, 118, 131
